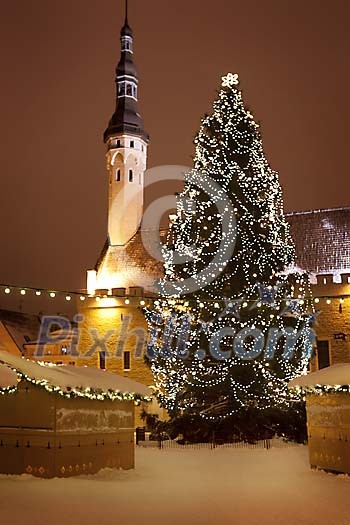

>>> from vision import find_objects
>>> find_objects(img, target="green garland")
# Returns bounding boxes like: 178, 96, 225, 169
0, 385, 18, 396
291, 384, 350, 396
0, 369, 151, 403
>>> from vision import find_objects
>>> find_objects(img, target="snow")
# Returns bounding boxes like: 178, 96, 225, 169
289, 363, 350, 388
0, 445, 350, 524
0, 349, 151, 397
0, 364, 17, 388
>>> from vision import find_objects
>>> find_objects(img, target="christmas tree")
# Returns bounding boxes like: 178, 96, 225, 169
145, 73, 315, 442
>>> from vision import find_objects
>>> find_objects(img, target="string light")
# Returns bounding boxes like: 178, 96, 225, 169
0, 367, 151, 402
0, 283, 346, 304
291, 384, 350, 396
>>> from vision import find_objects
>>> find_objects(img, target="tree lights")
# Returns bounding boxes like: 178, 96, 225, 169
144, 73, 318, 436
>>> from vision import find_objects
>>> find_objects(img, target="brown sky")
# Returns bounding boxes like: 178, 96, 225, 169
0, 0, 349, 308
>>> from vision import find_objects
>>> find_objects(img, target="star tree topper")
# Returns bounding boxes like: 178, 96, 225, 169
222, 73, 239, 88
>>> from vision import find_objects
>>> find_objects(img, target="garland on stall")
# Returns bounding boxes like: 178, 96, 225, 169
290, 384, 350, 396
0, 368, 151, 403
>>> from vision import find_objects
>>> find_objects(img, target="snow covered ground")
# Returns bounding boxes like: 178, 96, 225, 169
0, 444, 350, 525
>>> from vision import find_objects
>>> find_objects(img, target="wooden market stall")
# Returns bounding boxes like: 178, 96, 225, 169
289, 364, 350, 474
0, 350, 151, 478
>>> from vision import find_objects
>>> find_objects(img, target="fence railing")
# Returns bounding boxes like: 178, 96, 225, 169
136, 435, 299, 450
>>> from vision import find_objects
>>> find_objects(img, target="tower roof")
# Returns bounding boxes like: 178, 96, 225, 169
104, 1, 148, 143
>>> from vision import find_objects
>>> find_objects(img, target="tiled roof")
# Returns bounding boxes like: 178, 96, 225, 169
97, 207, 350, 290
0, 309, 41, 352
286, 207, 350, 276
96, 229, 168, 293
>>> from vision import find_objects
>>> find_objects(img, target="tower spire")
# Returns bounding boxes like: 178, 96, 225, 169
125, 0, 128, 25
103, 1, 148, 143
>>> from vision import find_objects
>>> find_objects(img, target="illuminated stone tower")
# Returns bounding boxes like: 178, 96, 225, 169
104, 0, 149, 247
85, 1, 161, 296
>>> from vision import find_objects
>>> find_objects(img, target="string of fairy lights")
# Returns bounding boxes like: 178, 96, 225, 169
0, 367, 151, 402
0, 283, 348, 306
291, 384, 350, 396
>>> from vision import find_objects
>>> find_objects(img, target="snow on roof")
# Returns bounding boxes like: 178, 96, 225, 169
289, 363, 350, 388
0, 364, 17, 388
0, 349, 152, 399
286, 207, 350, 276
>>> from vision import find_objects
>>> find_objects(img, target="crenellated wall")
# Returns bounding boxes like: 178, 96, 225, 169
309, 273, 350, 370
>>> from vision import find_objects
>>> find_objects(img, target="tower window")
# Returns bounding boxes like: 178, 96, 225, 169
130, 140, 134, 148
129, 169, 133, 182
116, 169, 121, 182
123, 351, 131, 371
127, 84, 132, 96
139, 172, 142, 185
118, 84, 125, 96
117, 139, 121, 147
121, 37, 133, 53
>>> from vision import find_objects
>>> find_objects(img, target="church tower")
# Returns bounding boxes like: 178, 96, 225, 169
85, 1, 161, 296
105, 1, 149, 246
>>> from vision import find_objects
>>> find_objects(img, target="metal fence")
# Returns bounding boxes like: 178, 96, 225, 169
137, 436, 299, 450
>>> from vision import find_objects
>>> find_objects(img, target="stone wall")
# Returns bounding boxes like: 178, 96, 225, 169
310, 275, 350, 371
77, 274, 350, 387
77, 296, 153, 385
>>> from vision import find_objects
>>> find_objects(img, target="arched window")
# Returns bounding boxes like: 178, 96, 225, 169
129, 169, 133, 182
139, 172, 142, 185
116, 169, 121, 182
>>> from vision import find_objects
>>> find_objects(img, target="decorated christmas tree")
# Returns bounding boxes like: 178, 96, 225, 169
145, 73, 315, 442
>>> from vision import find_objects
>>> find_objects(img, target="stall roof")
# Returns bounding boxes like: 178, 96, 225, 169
0, 364, 17, 388
0, 350, 152, 400
289, 364, 350, 388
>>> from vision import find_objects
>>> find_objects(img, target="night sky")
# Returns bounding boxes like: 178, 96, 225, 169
0, 0, 349, 308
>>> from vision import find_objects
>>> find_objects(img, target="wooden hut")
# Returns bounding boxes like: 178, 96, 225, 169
0, 350, 151, 478
289, 364, 350, 474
